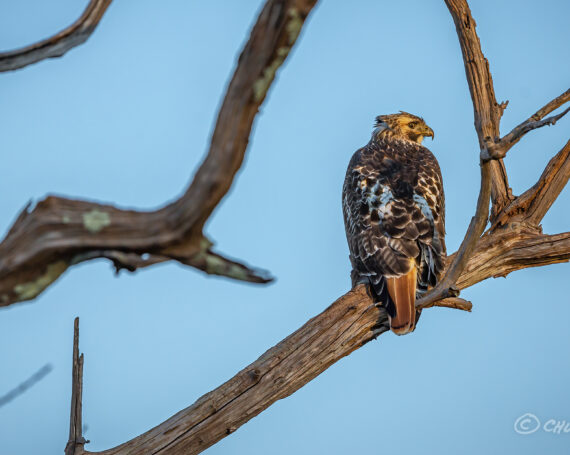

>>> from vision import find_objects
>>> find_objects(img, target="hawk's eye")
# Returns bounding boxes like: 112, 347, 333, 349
408, 122, 417, 129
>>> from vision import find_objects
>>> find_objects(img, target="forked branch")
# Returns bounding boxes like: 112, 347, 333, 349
484, 88, 570, 160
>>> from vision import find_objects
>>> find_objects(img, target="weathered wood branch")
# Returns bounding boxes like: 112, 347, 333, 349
78, 287, 387, 455
68, 225, 568, 455
444, 0, 514, 221
0, 0, 112, 72
0, 0, 318, 307
415, 0, 570, 312
485, 88, 570, 160
456, 230, 570, 288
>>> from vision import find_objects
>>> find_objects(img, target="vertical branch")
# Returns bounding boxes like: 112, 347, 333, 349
65, 317, 87, 455
417, 0, 501, 310
444, 0, 514, 219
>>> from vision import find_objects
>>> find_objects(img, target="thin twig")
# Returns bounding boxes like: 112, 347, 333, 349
484, 88, 570, 160
0, 0, 112, 72
533, 88, 570, 120
0, 364, 53, 408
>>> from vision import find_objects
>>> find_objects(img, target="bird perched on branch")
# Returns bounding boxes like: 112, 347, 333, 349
342, 112, 446, 335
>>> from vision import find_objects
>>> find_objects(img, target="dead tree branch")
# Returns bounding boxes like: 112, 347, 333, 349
0, 0, 318, 307
484, 89, 570, 160
69, 289, 387, 455
0, 0, 112, 72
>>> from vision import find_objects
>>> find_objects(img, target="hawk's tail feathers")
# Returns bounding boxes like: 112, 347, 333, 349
385, 267, 417, 336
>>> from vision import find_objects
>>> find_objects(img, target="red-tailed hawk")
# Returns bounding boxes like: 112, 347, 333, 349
342, 112, 446, 335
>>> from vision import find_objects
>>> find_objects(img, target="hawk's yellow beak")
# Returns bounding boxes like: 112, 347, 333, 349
422, 126, 435, 140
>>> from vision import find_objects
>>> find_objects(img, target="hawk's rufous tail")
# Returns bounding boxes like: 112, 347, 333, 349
386, 267, 417, 335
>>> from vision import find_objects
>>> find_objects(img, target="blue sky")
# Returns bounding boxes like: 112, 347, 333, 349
1, 1, 569, 454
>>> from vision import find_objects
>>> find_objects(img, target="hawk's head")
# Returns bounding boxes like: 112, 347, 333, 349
373, 112, 434, 144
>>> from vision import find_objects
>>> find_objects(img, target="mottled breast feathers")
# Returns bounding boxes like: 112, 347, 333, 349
342, 132, 446, 334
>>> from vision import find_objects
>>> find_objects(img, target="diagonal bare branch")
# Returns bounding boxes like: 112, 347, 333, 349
84, 286, 387, 455
0, 363, 53, 408
0, 0, 318, 307
485, 89, 570, 160
492, 140, 570, 228
500, 106, 570, 151
0, 0, 112, 72
74, 226, 569, 455
456, 230, 570, 289
532, 88, 570, 121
